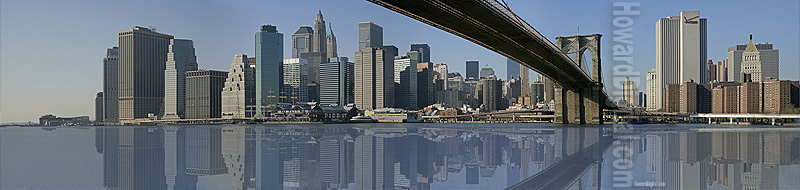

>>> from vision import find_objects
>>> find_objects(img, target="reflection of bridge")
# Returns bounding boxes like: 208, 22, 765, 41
507, 128, 612, 190
368, 0, 616, 124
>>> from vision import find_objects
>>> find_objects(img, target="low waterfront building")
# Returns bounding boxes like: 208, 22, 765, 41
708, 79, 799, 114
365, 108, 421, 123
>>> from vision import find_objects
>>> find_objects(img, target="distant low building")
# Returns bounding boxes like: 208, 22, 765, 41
39, 114, 90, 126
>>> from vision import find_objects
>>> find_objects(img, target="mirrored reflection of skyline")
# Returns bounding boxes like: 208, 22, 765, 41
1, 125, 799, 190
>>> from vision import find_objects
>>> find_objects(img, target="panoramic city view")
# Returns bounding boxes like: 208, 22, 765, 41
1, 0, 799, 189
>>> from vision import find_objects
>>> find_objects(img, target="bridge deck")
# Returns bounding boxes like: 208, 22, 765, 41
368, 0, 591, 84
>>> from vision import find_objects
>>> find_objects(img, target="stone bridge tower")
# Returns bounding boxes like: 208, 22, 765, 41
553, 34, 604, 124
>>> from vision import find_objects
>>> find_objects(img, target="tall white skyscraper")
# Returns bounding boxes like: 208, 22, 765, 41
646, 69, 658, 111
655, 11, 707, 110
164, 39, 198, 119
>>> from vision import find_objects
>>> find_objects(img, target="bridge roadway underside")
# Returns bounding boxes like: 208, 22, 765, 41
367, 0, 592, 83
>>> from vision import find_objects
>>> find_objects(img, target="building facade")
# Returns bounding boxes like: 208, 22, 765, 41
313, 11, 327, 57
117, 26, 173, 119
96, 92, 104, 122
358, 22, 383, 50
394, 52, 420, 110
646, 69, 658, 111
740, 37, 779, 82
320, 57, 354, 105
185, 70, 227, 119
716, 59, 728, 82
417, 62, 435, 108
282, 58, 309, 104
410, 44, 430, 63
326, 23, 338, 59
655, 11, 707, 110
354, 22, 393, 110
466, 61, 479, 80
291, 26, 313, 58
726, 41, 776, 82
480, 75, 505, 112
763, 79, 800, 113
164, 39, 198, 119
434, 64, 448, 91
255, 25, 283, 116
222, 54, 256, 119
623, 77, 640, 108
506, 59, 520, 81
103, 47, 119, 121
479, 65, 495, 79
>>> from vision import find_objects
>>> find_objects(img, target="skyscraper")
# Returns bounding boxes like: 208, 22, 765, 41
515, 59, 530, 98
531, 77, 544, 104
326, 23, 338, 59
646, 69, 658, 111
479, 64, 495, 78
358, 22, 383, 50
433, 64, 448, 91
410, 44, 430, 63
354, 22, 393, 110
313, 11, 327, 57
466, 61, 479, 80
382, 45, 398, 71
417, 62, 435, 108
726, 40, 775, 82
394, 52, 420, 110
655, 11, 707, 110
255, 25, 283, 117
740, 35, 779, 82
222, 54, 256, 119
716, 59, 728, 82
95, 92, 103, 122
506, 59, 520, 81
481, 75, 505, 111
117, 26, 173, 119
291, 26, 313, 58
164, 39, 198, 119
623, 77, 639, 107
103, 47, 119, 122
320, 57, 354, 105
282, 58, 309, 103
300, 52, 324, 102
185, 70, 227, 119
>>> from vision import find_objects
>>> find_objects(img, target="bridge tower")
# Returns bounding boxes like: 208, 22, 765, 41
553, 34, 603, 124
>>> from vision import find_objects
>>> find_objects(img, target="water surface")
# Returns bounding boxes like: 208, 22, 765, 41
1, 123, 798, 190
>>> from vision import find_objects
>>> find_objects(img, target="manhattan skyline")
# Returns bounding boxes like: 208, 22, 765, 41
1, 0, 799, 122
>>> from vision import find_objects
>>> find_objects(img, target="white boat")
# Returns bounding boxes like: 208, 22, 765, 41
349, 116, 377, 123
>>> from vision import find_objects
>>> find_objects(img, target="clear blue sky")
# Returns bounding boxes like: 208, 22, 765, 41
1, 0, 798, 122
